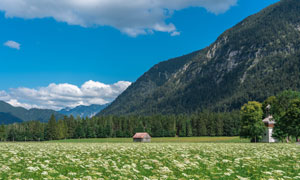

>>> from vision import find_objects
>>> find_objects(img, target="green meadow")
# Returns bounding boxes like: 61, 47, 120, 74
0, 137, 299, 179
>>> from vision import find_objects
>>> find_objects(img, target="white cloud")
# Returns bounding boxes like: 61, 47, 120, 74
0, 90, 11, 101
4, 40, 21, 50
0, 0, 237, 36
171, 31, 181, 37
7, 99, 38, 109
0, 80, 131, 110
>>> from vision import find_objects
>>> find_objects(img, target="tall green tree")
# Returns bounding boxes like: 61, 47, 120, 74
57, 119, 68, 140
272, 90, 300, 141
240, 101, 265, 142
177, 115, 186, 137
282, 99, 300, 141
186, 119, 193, 137
104, 122, 112, 138
0, 124, 5, 141
47, 114, 57, 140
7, 126, 16, 141
31, 121, 44, 141
66, 115, 76, 139
75, 124, 85, 138
86, 120, 96, 138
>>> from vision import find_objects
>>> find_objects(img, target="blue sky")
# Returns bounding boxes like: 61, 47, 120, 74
0, 0, 280, 109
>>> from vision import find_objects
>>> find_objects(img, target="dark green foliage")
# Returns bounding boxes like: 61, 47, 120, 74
262, 96, 277, 117
65, 115, 76, 138
75, 123, 85, 138
270, 90, 300, 141
240, 101, 265, 142
7, 127, 16, 141
57, 119, 68, 139
46, 114, 58, 140
283, 99, 300, 140
100, 0, 300, 115
0, 124, 5, 141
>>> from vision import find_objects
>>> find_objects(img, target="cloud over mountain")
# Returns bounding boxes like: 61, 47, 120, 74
0, 0, 237, 36
0, 80, 131, 110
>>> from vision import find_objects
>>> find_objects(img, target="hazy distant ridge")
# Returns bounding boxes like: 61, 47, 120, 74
59, 104, 109, 118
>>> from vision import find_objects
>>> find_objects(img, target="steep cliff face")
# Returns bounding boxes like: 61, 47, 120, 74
100, 0, 300, 115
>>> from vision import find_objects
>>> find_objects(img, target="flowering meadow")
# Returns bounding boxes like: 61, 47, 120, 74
0, 143, 299, 179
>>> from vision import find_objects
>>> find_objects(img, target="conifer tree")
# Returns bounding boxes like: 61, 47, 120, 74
47, 114, 57, 140
0, 124, 5, 141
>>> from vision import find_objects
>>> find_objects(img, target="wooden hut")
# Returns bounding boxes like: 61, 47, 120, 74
133, 133, 151, 143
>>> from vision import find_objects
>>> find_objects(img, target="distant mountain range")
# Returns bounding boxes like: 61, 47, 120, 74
0, 101, 62, 124
100, 0, 300, 115
59, 104, 109, 118
0, 101, 107, 124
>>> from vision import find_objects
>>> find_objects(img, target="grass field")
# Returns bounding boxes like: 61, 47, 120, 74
52, 136, 249, 143
0, 138, 299, 179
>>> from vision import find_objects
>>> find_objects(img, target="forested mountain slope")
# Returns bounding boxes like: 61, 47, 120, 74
101, 0, 300, 115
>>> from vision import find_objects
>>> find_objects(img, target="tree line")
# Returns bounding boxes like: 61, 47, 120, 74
1, 90, 299, 142
0, 111, 241, 141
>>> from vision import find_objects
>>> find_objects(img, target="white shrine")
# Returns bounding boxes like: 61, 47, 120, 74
261, 105, 278, 143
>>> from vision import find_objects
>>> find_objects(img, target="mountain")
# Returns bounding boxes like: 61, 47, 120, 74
0, 101, 62, 123
59, 104, 109, 118
100, 0, 300, 115
0, 112, 22, 124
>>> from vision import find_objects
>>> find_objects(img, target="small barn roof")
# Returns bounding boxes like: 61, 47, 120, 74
133, 133, 151, 139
